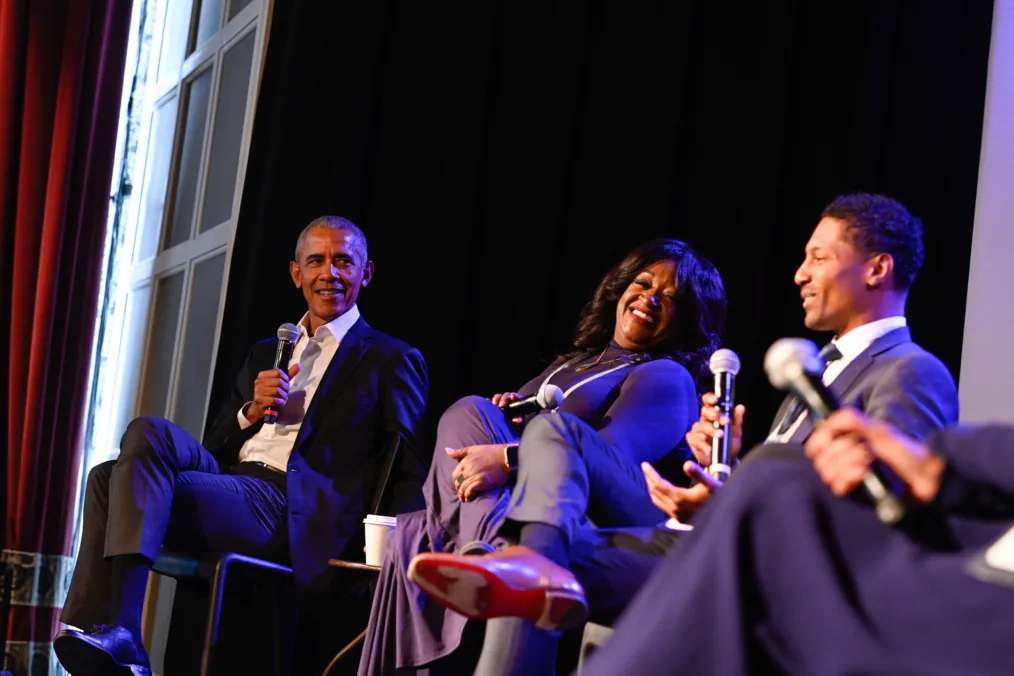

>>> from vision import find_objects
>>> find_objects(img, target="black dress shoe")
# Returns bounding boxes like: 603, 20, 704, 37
54, 625, 151, 676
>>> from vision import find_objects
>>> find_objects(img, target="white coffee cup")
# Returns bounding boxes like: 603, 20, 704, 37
363, 514, 397, 566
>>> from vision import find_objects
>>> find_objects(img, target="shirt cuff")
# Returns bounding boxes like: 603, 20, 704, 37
237, 404, 254, 430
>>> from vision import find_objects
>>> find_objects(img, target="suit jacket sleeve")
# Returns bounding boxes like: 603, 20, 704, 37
595, 359, 698, 467
376, 347, 430, 515
202, 346, 263, 464
861, 352, 959, 441
929, 425, 1014, 518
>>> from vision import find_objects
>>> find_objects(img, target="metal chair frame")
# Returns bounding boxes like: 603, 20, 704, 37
152, 552, 293, 676
154, 431, 404, 676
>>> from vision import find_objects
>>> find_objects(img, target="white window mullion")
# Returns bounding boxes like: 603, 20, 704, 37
133, 262, 188, 421
187, 53, 222, 244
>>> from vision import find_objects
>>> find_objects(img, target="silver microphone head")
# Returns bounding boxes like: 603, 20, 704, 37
276, 323, 300, 344
709, 348, 741, 376
764, 338, 822, 390
537, 383, 565, 409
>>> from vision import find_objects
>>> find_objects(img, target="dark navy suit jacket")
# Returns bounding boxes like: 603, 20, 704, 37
201, 317, 429, 597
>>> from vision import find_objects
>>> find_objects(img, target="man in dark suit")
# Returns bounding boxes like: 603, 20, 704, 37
584, 410, 1014, 675
405, 194, 959, 676
54, 216, 429, 676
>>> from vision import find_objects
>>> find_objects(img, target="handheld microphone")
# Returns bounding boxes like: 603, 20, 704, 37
505, 383, 565, 418
764, 338, 905, 525
708, 349, 741, 482
263, 323, 300, 424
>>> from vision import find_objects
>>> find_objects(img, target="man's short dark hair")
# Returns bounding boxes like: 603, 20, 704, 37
821, 193, 924, 291
294, 215, 368, 264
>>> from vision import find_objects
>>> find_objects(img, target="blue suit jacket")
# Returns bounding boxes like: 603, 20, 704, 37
201, 317, 429, 598
768, 326, 959, 443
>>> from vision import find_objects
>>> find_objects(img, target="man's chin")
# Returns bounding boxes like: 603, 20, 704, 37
802, 313, 834, 333
312, 303, 346, 324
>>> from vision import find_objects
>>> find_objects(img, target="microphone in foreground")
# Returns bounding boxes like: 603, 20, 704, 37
264, 322, 300, 424
708, 348, 741, 482
764, 338, 905, 525
505, 383, 565, 418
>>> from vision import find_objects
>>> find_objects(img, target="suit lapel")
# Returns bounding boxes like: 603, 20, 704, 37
827, 326, 911, 403
293, 318, 372, 450
768, 395, 796, 436
784, 327, 912, 445
786, 409, 816, 445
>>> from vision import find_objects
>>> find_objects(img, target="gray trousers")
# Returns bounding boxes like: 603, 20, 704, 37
475, 412, 675, 676
502, 411, 667, 546
61, 416, 288, 629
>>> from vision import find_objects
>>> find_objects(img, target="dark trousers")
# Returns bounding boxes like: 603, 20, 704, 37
61, 415, 289, 629
582, 447, 1014, 676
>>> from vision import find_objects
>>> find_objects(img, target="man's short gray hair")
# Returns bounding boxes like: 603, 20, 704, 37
294, 215, 369, 264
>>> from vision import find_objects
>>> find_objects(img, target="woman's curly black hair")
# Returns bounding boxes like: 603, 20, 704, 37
570, 239, 727, 388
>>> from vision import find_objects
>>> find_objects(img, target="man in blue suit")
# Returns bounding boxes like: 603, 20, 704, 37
671, 192, 958, 521
584, 409, 1014, 675
55, 216, 429, 676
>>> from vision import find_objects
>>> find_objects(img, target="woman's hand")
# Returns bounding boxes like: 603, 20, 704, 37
491, 392, 523, 424
642, 460, 724, 522
446, 444, 514, 501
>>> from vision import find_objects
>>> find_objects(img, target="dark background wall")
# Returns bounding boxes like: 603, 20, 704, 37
212, 0, 992, 450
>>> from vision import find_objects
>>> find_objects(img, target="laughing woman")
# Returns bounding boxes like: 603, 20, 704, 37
357, 239, 727, 676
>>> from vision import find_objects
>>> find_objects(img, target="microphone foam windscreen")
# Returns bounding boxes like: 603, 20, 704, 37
276, 323, 300, 343
763, 338, 821, 389
709, 348, 741, 375
538, 383, 565, 409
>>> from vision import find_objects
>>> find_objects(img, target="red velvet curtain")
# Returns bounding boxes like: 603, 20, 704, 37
0, 0, 131, 670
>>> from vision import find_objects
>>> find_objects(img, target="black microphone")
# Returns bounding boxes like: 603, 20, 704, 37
764, 338, 905, 525
708, 349, 741, 482
505, 383, 565, 417
263, 323, 300, 424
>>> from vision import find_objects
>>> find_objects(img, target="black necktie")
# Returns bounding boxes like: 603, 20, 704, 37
773, 341, 844, 435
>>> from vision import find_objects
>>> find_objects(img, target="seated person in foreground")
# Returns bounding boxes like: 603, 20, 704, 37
357, 239, 728, 676
55, 216, 429, 676
583, 408, 1014, 675
406, 193, 959, 675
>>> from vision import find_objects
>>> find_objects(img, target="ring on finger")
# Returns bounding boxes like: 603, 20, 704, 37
455, 473, 466, 486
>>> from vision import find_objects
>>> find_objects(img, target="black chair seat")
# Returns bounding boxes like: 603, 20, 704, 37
153, 551, 294, 676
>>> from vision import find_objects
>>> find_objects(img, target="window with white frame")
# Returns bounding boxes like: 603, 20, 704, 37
84, 0, 272, 477
79, 2, 273, 667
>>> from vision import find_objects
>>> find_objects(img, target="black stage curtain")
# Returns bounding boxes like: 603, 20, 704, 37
213, 0, 992, 450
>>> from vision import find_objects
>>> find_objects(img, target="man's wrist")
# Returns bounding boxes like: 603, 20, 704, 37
911, 453, 946, 504
241, 402, 261, 426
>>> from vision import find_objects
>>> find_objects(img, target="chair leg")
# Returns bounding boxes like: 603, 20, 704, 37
200, 557, 232, 676
271, 584, 286, 676
320, 630, 367, 676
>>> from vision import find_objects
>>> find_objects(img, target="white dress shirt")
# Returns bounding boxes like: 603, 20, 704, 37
236, 305, 361, 471
767, 315, 908, 443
